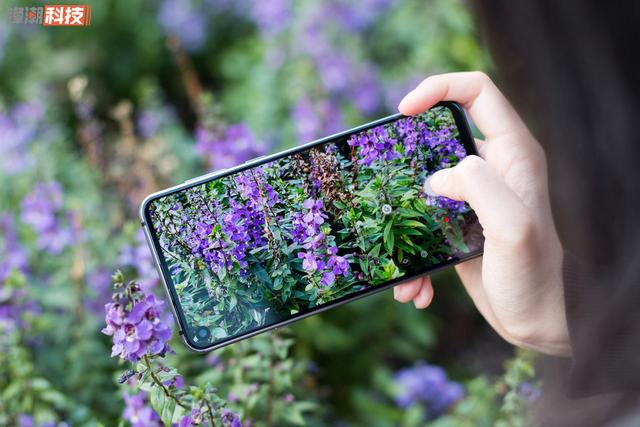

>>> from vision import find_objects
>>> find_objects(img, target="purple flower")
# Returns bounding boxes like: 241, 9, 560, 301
221, 408, 242, 427
519, 382, 541, 404
0, 101, 44, 175
195, 123, 266, 170
158, 0, 207, 52
20, 181, 73, 255
102, 293, 172, 362
250, 0, 291, 35
292, 97, 343, 143
137, 107, 174, 139
298, 251, 318, 272
394, 362, 463, 419
178, 408, 202, 427
123, 391, 162, 427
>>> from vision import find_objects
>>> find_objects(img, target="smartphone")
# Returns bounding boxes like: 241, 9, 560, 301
140, 101, 483, 352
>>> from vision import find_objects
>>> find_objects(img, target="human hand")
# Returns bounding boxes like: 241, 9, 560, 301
394, 72, 571, 356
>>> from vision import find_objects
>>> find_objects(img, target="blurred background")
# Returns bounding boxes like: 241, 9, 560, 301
0, 0, 540, 426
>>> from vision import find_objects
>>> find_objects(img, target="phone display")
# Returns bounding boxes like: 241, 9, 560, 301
142, 103, 483, 350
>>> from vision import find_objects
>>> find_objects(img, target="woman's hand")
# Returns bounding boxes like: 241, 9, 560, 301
394, 72, 571, 356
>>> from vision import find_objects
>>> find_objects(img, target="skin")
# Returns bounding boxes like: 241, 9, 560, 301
394, 72, 571, 356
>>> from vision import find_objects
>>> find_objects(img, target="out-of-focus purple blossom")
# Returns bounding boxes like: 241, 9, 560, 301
384, 75, 424, 112
102, 284, 172, 362
158, 0, 207, 52
195, 123, 266, 170
123, 391, 162, 427
0, 101, 45, 175
394, 362, 464, 419
20, 181, 72, 255
0, 214, 28, 284
137, 107, 174, 139
119, 229, 159, 294
348, 63, 382, 116
518, 381, 542, 404
292, 97, 343, 144
221, 408, 243, 427
17, 414, 68, 427
84, 267, 113, 315
332, 0, 394, 31
250, 0, 292, 35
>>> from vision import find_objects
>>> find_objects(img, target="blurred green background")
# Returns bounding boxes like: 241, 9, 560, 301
0, 1, 540, 426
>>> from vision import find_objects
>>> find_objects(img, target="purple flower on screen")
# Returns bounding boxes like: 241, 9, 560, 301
298, 251, 318, 272
394, 362, 464, 419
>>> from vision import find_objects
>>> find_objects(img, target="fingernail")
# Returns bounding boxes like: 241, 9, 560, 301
398, 90, 415, 110
424, 176, 437, 196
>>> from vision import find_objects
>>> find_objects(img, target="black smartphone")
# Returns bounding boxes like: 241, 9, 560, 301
140, 101, 483, 351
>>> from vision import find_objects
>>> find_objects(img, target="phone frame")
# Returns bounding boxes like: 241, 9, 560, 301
140, 101, 481, 352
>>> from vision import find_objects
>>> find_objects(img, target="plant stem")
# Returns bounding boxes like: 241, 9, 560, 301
143, 355, 188, 410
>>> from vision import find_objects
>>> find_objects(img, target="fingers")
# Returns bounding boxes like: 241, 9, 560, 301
393, 276, 434, 309
412, 277, 434, 309
393, 278, 423, 303
398, 71, 530, 141
426, 155, 531, 244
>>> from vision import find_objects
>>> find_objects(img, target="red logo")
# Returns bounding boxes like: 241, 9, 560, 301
43, 5, 92, 26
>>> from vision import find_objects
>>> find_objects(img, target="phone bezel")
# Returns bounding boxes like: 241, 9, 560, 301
140, 101, 481, 352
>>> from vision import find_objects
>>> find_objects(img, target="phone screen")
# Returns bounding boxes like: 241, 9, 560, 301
143, 104, 483, 350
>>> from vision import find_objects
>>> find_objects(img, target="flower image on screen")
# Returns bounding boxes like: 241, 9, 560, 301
147, 106, 483, 347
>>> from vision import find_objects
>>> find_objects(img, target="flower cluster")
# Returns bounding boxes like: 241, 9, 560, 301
295, 199, 350, 287
20, 181, 73, 255
195, 123, 266, 170
393, 362, 464, 419
101, 273, 172, 362
347, 125, 399, 166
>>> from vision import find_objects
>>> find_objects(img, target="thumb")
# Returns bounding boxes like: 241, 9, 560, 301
425, 155, 529, 243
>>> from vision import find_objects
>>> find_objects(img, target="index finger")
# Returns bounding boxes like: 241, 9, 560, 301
398, 71, 530, 140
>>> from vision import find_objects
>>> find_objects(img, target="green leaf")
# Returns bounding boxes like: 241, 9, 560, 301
333, 200, 346, 209
397, 220, 428, 229
149, 386, 182, 426
369, 243, 382, 257
383, 221, 394, 255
